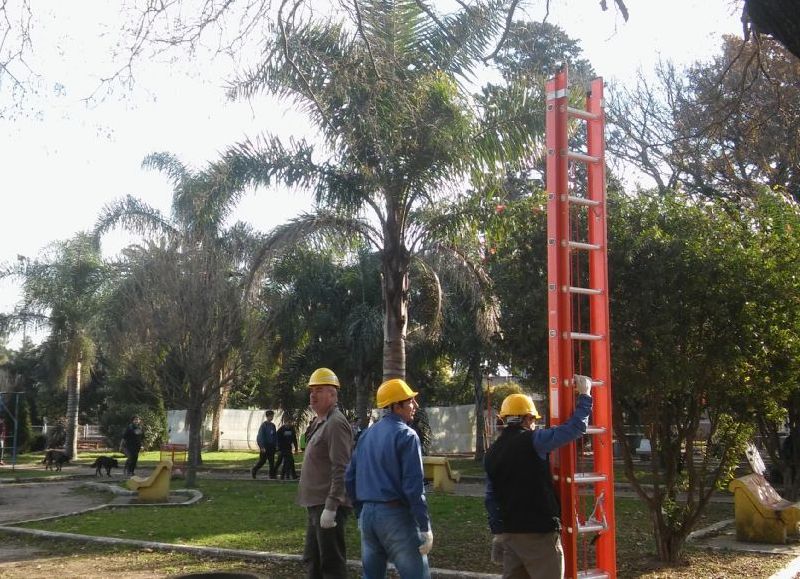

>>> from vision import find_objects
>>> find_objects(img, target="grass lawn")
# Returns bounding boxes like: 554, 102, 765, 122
4, 451, 790, 577
14, 475, 787, 578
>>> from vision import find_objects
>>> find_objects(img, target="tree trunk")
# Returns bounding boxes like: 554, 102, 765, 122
209, 375, 231, 452
382, 269, 409, 380
185, 403, 204, 488
652, 510, 688, 563
472, 360, 486, 461
65, 360, 81, 459
381, 215, 410, 380
744, 0, 800, 60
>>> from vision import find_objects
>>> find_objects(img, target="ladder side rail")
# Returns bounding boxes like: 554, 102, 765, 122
546, 69, 570, 433
546, 66, 580, 579
586, 77, 617, 578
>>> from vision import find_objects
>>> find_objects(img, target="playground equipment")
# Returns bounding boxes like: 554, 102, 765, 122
422, 456, 461, 493
730, 473, 800, 543
160, 443, 188, 477
546, 66, 616, 578
127, 460, 173, 502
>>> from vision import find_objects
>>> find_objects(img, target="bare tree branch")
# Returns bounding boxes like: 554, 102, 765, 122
0, 0, 33, 92
483, 0, 520, 63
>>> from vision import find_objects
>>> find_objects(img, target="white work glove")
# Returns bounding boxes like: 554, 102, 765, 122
419, 530, 434, 555
490, 535, 505, 564
320, 508, 338, 529
574, 374, 593, 397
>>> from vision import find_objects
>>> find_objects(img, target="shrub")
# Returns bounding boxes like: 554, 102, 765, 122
99, 404, 167, 451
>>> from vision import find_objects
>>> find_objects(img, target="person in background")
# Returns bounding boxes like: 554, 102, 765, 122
277, 415, 299, 480
298, 367, 353, 579
251, 409, 277, 479
484, 376, 593, 579
121, 415, 144, 476
346, 378, 432, 579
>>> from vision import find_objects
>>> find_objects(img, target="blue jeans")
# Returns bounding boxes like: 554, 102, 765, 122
359, 502, 430, 579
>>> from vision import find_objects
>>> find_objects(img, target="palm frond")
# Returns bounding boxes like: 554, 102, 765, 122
470, 75, 548, 175
93, 195, 178, 241
228, 18, 354, 129
215, 135, 320, 192
419, 240, 500, 342
247, 211, 379, 298
344, 302, 383, 363
142, 152, 190, 188
223, 221, 266, 265
408, 256, 443, 341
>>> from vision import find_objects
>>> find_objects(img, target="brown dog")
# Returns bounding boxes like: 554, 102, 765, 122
42, 449, 70, 471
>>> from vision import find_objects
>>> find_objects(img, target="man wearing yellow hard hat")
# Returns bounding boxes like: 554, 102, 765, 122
297, 367, 353, 578
484, 375, 593, 579
345, 378, 433, 579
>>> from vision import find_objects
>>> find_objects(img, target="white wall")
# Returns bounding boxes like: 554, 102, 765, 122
168, 405, 482, 454
167, 409, 287, 450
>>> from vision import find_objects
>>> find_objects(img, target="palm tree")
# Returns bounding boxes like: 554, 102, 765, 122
204, 0, 537, 380
0, 233, 108, 458
261, 245, 383, 422
94, 153, 255, 485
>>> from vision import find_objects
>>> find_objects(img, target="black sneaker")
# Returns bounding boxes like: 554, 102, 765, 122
250, 467, 257, 479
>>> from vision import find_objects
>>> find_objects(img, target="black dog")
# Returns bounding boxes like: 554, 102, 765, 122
90, 456, 120, 477
42, 449, 70, 471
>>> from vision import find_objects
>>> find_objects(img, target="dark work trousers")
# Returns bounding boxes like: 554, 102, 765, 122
303, 504, 351, 579
253, 444, 276, 478
279, 450, 297, 479
125, 448, 140, 475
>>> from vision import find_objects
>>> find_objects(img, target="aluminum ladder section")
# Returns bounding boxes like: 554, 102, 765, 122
545, 66, 617, 579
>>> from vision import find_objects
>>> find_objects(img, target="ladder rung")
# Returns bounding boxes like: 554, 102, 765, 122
577, 569, 610, 579
574, 472, 608, 484
567, 106, 600, 121
567, 240, 602, 251
565, 332, 603, 341
568, 285, 602, 295
568, 195, 602, 207
586, 425, 607, 435
577, 521, 607, 534
566, 150, 600, 164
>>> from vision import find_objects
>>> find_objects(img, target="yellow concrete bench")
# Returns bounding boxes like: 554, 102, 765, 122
729, 473, 800, 544
127, 460, 173, 502
422, 456, 461, 493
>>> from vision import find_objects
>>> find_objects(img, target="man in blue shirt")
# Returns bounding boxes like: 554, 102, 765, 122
346, 378, 432, 579
251, 410, 277, 479
484, 375, 592, 579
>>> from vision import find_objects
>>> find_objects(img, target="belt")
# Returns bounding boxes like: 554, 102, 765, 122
366, 500, 404, 508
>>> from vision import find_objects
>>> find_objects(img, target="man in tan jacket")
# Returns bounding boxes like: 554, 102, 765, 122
298, 367, 353, 578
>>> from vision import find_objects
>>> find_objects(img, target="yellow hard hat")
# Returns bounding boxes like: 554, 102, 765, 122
308, 367, 340, 388
376, 378, 418, 408
499, 393, 540, 419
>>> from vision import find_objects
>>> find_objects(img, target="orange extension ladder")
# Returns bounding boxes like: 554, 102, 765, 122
545, 65, 617, 579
